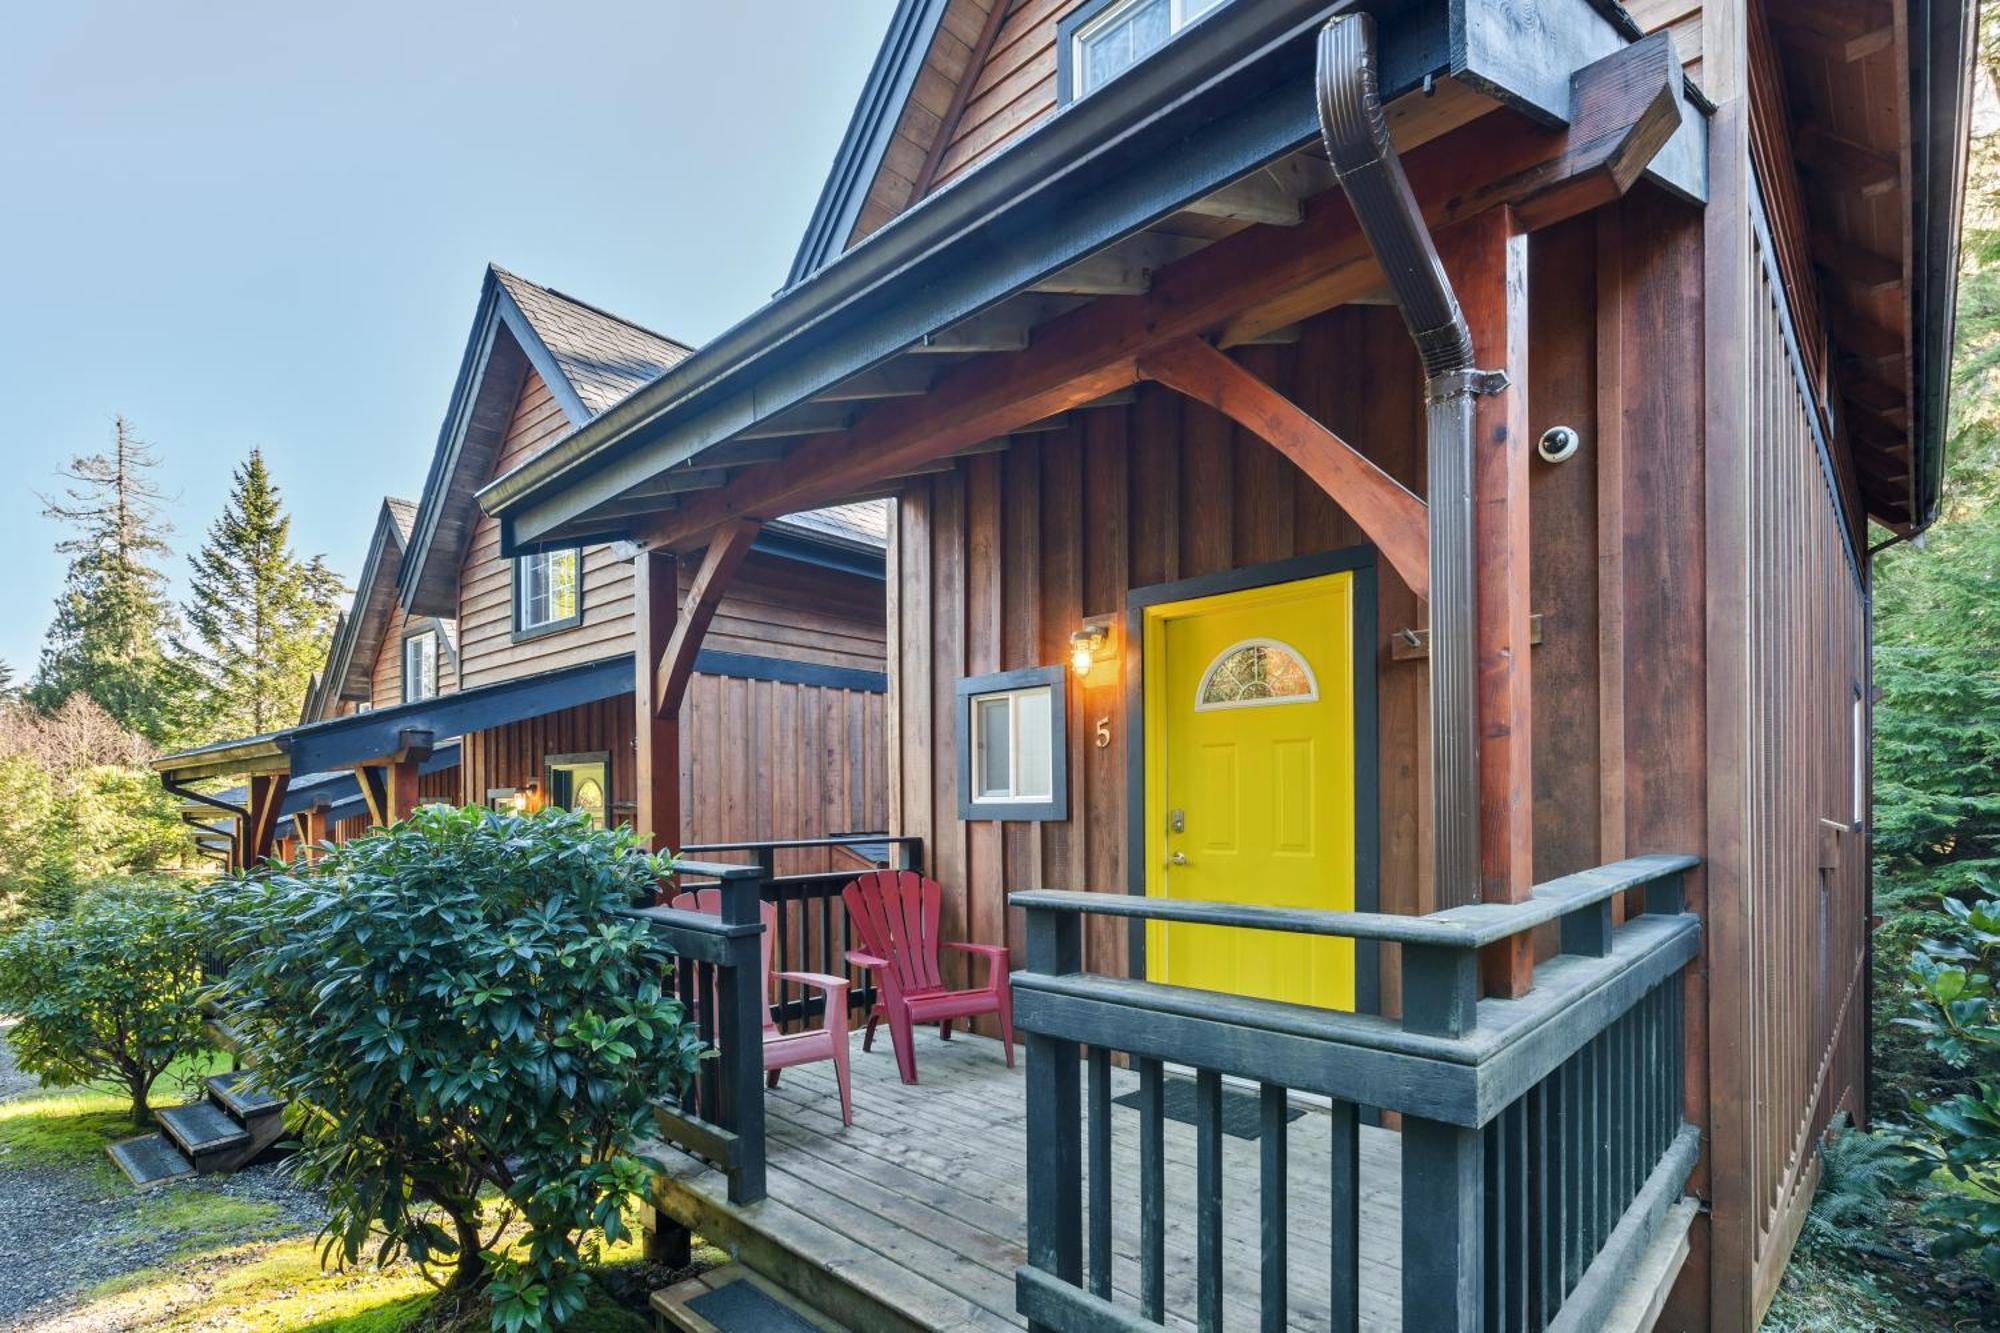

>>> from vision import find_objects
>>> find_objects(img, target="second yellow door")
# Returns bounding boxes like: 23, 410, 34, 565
1144, 572, 1356, 1009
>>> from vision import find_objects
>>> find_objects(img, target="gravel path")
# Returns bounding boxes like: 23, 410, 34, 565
0, 1023, 327, 1333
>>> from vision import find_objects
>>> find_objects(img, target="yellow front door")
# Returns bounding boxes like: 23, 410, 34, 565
1143, 572, 1356, 1009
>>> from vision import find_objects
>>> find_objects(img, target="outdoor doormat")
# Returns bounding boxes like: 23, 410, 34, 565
1113, 1076, 1305, 1141
683, 1279, 824, 1333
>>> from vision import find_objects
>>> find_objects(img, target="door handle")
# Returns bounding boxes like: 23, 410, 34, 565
1167, 852, 1189, 867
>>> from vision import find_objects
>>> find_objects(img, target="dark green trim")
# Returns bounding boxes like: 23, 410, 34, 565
955, 665, 1070, 822
1121, 545, 1382, 1015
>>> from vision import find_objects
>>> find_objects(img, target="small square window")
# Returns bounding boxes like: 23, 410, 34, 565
403, 630, 439, 703
515, 547, 583, 637
957, 667, 1068, 821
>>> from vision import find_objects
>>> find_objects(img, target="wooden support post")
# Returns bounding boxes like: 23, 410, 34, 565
386, 758, 421, 825
1402, 1116, 1482, 1331
299, 801, 329, 863
1023, 905, 1084, 1333
634, 547, 680, 854
1438, 208, 1536, 999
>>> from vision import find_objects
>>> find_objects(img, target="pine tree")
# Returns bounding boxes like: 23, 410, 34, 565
29, 417, 179, 744
172, 449, 346, 741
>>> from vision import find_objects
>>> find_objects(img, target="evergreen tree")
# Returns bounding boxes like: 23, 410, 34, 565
0, 662, 15, 701
172, 449, 346, 741
28, 417, 179, 743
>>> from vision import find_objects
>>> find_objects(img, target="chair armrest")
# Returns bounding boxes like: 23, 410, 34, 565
845, 950, 887, 970
775, 970, 851, 994
944, 942, 1011, 962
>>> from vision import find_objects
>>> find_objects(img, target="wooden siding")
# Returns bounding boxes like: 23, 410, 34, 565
1739, 194, 1870, 1316
457, 679, 889, 874
456, 369, 887, 691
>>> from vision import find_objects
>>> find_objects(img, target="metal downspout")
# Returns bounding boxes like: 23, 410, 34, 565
1316, 14, 1504, 909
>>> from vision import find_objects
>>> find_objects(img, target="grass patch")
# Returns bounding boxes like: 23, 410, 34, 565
0, 1048, 233, 1170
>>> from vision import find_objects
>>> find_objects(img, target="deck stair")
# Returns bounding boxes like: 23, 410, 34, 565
106, 1070, 289, 1187
653, 1265, 847, 1333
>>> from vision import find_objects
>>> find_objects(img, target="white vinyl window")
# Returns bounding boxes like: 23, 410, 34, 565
970, 685, 1055, 804
515, 548, 581, 634
1072, 0, 1226, 99
402, 631, 438, 703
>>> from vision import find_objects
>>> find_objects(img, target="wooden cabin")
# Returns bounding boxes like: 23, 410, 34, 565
158, 267, 892, 874
474, 0, 1974, 1329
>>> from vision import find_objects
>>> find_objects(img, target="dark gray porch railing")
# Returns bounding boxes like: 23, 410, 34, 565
620, 837, 925, 1206
619, 858, 772, 1204
1010, 853, 1701, 1332
678, 835, 924, 1027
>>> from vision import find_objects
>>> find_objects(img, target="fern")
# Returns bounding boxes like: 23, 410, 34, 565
1803, 1115, 1907, 1258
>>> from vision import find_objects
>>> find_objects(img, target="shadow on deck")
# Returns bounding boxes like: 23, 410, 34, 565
639, 1028, 1403, 1332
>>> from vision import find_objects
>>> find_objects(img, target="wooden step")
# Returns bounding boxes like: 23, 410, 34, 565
107, 1133, 195, 1188
653, 1265, 847, 1332
157, 1100, 250, 1162
206, 1071, 284, 1120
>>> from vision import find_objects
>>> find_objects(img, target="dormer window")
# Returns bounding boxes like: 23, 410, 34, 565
402, 629, 439, 703
514, 547, 582, 638
1063, 0, 1226, 102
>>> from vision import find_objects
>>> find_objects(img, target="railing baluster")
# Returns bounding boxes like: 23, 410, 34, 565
1087, 1045, 1112, 1301
1259, 1082, 1288, 1333
1137, 1055, 1166, 1324
1023, 906, 1082, 1333
1196, 1069, 1224, 1333
1329, 1099, 1360, 1333
1561, 1054, 1583, 1302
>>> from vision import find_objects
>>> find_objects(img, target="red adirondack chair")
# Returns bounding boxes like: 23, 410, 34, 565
841, 869, 1015, 1085
670, 888, 853, 1125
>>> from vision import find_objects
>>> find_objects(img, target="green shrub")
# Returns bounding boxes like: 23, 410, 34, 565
1892, 888, 2000, 1280
0, 883, 207, 1123
209, 805, 702, 1333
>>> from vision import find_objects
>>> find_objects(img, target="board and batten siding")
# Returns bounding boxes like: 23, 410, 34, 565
887, 200, 1712, 1038
457, 682, 889, 875
456, 369, 887, 691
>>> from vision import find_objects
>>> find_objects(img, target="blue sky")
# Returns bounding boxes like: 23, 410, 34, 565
0, 1, 895, 676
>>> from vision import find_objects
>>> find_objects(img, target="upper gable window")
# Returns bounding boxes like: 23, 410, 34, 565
403, 630, 439, 704
1063, 0, 1226, 102
515, 547, 582, 639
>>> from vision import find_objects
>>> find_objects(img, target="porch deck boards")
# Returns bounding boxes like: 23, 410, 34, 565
642, 1029, 1403, 1331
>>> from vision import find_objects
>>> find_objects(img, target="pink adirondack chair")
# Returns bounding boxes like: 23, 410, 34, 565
840, 869, 1014, 1086
670, 888, 853, 1125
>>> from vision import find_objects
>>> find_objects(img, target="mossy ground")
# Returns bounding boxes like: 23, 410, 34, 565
0, 1047, 231, 1168
1761, 1178, 1996, 1330
2, 1042, 685, 1332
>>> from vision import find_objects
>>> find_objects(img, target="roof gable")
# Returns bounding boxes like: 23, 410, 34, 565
400, 266, 692, 616
314, 497, 418, 713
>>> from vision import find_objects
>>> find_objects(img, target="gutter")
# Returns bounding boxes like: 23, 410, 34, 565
1318, 12, 1498, 908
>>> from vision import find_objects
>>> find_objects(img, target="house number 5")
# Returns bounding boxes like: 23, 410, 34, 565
1094, 717, 1112, 749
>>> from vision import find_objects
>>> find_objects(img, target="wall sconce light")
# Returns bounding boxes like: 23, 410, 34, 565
1070, 619, 1114, 680
510, 788, 530, 814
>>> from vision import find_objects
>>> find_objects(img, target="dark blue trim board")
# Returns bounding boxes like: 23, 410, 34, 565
284, 657, 635, 775
695, 650, 887, 694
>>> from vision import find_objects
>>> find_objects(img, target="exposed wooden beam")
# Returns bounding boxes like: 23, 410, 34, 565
655, 518, 761, 717
385, 759, 421, 825
1811, 234, 1903, 297
627, 467, 733, 499
1796, 124, 1899, 198
1136, 337, 1429, 598
1841, 369, 1907, 416
911, 306, 1038, 354
1770, 0, 1894, 62
637, 35, 1686, 552
814, 362, 936, 401
737, 402, 853, 440
1029, 234, 1207, 296
1182, 165, 1306, 227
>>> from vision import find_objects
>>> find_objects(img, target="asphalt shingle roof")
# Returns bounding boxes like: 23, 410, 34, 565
491, 268, 693, 417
